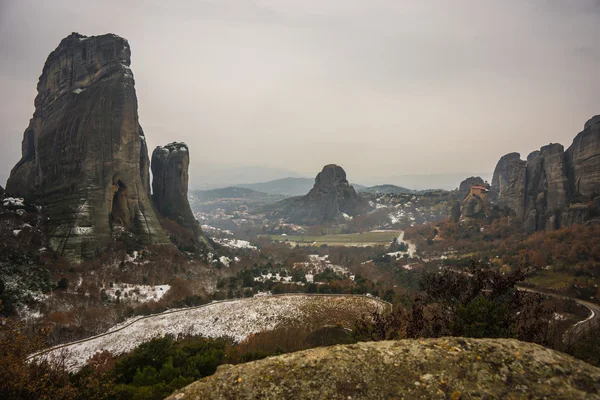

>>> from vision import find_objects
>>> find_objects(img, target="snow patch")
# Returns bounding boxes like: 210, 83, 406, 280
3, 197, 24, 207
214, 238, 257, 250
33, 295, 387, 372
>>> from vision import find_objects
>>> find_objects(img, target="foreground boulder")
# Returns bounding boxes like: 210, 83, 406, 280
167, 338, 600, 400
151, 143, 209, 246
5, 33, 170, 259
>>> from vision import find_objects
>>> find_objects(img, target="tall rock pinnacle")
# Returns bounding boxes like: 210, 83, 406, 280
6, 32, 170, 259
151, 143, 209, 247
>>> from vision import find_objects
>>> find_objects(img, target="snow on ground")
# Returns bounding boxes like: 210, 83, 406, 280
102, 284, 170, 303
34, 295, 386, 372
218, 256, 232, 267
213, 238, 257, 250
254, 273, 293, 283
3, 197, 25, 207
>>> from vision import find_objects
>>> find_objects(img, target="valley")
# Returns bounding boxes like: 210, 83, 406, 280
1, 19, 600, 400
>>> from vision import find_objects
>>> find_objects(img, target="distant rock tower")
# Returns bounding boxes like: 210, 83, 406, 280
5, 33, 171, 259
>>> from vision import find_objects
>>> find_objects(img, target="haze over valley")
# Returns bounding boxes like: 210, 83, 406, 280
1, 2, 600, 399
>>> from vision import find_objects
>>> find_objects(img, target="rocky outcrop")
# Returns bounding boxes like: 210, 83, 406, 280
490, 116, 600, 231
5, 33, 170, 260
271, 165, 361, 225
0, 185, 4, 197
151, 143, 208, 246
490, 153, 527, 218
305, 164, 359, 218
522, 144, 571, 231
461, 195, 487, 221
566, 115, 600, 198
458, 176, 484, 197
167, 337, 600, 400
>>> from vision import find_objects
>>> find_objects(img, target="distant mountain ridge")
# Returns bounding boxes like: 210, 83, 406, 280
235, 177, 315, 196
358, 184, 414, 195
190, 187, 287, 203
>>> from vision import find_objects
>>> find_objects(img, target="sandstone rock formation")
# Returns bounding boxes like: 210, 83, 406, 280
490, 153, 527, 218
490, 116, 600, 231
304, 164, 359, 219
458, 176, 484, 197
5, 33, 170, 259
522, 144, 571, 231
566, 115, 600, 198
151, 143, 208, 246
267, 165, 362, 225
167, 337, 600, 400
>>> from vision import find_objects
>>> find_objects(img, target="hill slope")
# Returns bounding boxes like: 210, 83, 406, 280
190, 187, 287, 203
236, 177, 315, 196
33, 295, 387, 372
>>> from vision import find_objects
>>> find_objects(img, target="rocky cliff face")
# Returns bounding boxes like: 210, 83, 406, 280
167, 338, 600, 400
305, 164, 359, 218
262, 165, 362, 225
0, 185, 4, 197
522, 144, 571, 231
277, 165, 360, 225
458, 176, 484, 197
490, 153, 527, 218
491, 116, 600, 231
5, 33, 170, 259
566, 115, 600, 198
151, 143, 208, 246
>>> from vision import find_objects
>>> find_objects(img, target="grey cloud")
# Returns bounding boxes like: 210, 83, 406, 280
1, 0, 599, 189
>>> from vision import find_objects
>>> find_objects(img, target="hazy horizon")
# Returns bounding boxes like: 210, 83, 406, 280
1, 1, 599, 189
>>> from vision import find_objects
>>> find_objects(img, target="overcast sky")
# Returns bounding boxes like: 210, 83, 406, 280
1, 0, 600, 188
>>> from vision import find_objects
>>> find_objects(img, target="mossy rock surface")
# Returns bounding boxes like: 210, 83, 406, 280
166, 337, 600, 400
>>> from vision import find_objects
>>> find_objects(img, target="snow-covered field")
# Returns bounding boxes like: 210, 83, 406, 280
33, 294, 387, 372
213, 238, 257, 250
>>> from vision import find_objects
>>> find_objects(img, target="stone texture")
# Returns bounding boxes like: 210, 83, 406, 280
458, 176, 484, 197
491, 114, 600, 232
5, 32, 170, 260
566, 115, 600, 198
166, 337, 600, 400
523, 144, 570, 231
490, 153, 527, 218
151, 143, 208, 246
460, 195, 487, 221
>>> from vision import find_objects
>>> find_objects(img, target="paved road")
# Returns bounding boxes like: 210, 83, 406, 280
517, 285, 599, 344
441, 268, 599, 344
